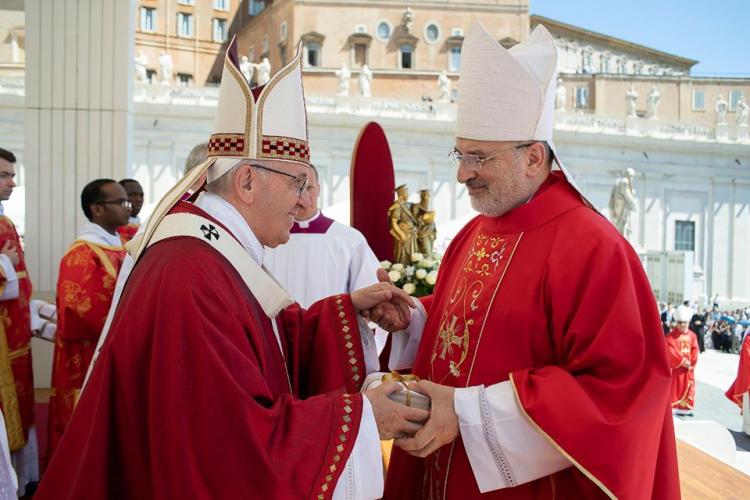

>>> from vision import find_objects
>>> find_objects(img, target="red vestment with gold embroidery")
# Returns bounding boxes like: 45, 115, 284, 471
46, 239, 126, 462
36, 202, 367, 499
726, 335, 750, 407
666, 328, 698, 410
385, 173, 680, 499
0, 215, 35, 451
116, 223, 139, 244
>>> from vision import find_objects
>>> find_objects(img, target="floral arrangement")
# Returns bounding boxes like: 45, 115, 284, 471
381, 253, 441, 297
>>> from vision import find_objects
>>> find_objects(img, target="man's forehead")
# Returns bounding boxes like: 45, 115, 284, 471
103, 182, 127, 197
0, 158, 15, 173
255, 159, 308, 177
455, 138, 517, 154
123, 181, 143, 193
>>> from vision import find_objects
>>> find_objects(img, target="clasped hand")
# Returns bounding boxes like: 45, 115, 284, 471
351, 268, 415, 332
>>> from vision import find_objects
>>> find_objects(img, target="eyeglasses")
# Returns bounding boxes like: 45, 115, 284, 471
97, 199, 132, 209
449, 142, 536, 171
250, 164, 308, 197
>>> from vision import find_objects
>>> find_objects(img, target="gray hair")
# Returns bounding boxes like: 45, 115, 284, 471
184, 143, 209, 174
205, 161, 268, 195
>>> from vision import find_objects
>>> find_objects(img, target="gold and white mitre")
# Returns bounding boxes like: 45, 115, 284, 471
456, 21, 585, 198
674, 306, 692, 323
208, 35, 310, 182
128, 35, 310, 263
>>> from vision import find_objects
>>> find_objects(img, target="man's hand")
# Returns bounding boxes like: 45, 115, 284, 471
1, 241, 19, 267
365, 380, 429, 440
394, 380, 459, 457
352, 268, 414, 325
359, 268, 414, 332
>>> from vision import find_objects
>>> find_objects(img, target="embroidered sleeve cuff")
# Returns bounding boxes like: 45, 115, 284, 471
454, 382, 571, 493
388, 299, 427, 371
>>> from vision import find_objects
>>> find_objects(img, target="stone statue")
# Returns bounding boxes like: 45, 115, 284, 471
402, 7, 415, 33
358, 64, 372, 98
737, 95, 749, 127
388, 185, 418, 265
608, 168, 638, 240
335, 63, 351, 96
626, 85, 638, 117
555, 78, 567, 110
158, 51, 173, 85
135, 50, 149, 83
646, 85, 660, 119
412, 189, 436, 257
240, 56, 254, 84
715, 93, 728, 125
253, 57, 271, 86
437, 70, 451, 103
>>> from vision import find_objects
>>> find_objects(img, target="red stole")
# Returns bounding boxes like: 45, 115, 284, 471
36, 202, 368, 499
666, 328, 698, 410
727, 335, 750, 407
0, 215, 35, 451
385, 173, 679, 499
46, 239, 126, 462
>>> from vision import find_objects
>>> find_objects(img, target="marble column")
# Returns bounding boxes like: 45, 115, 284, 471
24, 0, 135, 294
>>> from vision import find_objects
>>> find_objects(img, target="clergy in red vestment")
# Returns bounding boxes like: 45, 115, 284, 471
46, 179, 129, 463
116, 179, 144, 243
370, 21, 680, 499
0, 147, 38, 493
36, 38, 425, 500
667, 306, 699, 416
726, 332, 750, 434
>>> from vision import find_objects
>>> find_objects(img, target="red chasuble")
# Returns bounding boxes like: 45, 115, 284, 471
36, 202, 368, 499
0, 215, 35, 451
666, 327, 699, 410
46, 239, 126, 462
116, 222, 139, 244
385, 173, 679, 499
727, 335, 750, 407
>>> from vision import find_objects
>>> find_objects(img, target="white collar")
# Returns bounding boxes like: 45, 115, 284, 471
129, 215, 141, 225
193, 191, 264, 265
295, 209, 321, 229
77, 222, 123, 247
0, 203, 4, 216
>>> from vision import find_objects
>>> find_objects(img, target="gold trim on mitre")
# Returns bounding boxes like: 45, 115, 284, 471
255, 42, 310, 166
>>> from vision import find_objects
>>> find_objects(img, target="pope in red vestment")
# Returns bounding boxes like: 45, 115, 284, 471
726, 334, 750, 408
46, 236, 126, 461
384, 173, 679, 499
0, 213, 35, 452
36, 202, 372, 499
666, 307, 699, 413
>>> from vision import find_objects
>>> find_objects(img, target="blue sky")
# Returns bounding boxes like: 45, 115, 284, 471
530, 0, 750, 76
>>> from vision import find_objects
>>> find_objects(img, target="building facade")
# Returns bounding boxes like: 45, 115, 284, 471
0, 0, 749, 309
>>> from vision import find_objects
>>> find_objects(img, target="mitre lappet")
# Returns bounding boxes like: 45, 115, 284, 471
457, 20, 588, 202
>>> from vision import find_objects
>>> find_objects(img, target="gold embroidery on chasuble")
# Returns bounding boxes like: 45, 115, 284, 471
429, 232, 522, 384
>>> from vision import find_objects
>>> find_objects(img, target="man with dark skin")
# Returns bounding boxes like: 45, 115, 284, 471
47, 179, 130, 461
118, 179, 144, 242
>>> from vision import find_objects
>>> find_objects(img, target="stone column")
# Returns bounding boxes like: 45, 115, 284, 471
24, 0, 135, 294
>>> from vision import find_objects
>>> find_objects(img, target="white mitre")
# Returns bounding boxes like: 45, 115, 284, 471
674, 306, 692, 323
456, 21, 584, 197
127, 36, 310, 261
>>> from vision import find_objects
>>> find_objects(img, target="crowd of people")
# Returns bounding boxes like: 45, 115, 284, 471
659, 301, 750, 353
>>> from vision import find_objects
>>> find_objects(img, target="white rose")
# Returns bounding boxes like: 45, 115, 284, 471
405, 265, 415, 277
391, 263, 404, 271
388, 270, 402, 283
403, 283, 416, 295
426, 270, 438, 285
410, 252, 424, 262
415, 269, 427, 279
380, 260, 392, 270
421, 259, 434, 268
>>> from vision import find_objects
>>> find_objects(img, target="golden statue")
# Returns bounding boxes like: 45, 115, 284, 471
388, 185, 418, 265
412, 189, 436, 257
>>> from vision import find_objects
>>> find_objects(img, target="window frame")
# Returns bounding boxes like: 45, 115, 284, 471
674, 220, 695, 252
692, 89, 705, 111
